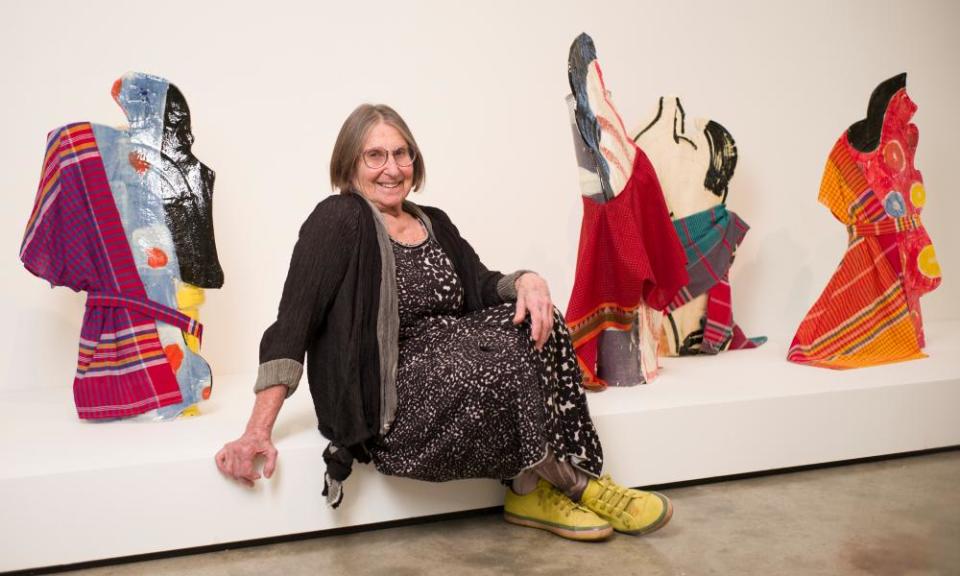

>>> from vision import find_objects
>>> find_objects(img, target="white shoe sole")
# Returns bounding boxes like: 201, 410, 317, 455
503, 512, 614, 541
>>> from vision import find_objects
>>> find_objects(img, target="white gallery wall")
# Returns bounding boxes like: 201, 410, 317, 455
1, 0, 958, 394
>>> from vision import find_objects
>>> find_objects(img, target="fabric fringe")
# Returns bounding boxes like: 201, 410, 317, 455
322, 473, 344, 509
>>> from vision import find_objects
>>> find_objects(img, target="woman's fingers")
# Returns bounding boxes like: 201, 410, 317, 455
529, 305, 544, 349
226, 448, 241, 481
215, 448, 228, 474
540, 304, 554, 349
215, 437, 278, 487
262, 444, 279, 479
223, 448, 237, 478
530, 301, 556, 351
514, 274, 557, 351
533, 306, 550, 350
244, 445, 264, 486
513, 292, 527, 325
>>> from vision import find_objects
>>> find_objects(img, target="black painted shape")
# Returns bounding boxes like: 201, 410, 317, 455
634, 97, 664, 142
633, 96, 698, 152
665, 312, 681, 354
159, 84, 224, 289
568, 32, 614, 201
665, 313, 706, 357
673, 99, 697, 149
703, 120, 738, 203
678, 329, 704, 356
846, 73, 907, 153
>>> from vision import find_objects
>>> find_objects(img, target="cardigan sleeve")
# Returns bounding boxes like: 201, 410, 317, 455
254, 196, 359, 397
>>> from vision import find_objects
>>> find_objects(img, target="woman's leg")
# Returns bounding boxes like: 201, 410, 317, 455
532, 449, 589, 501
529, 450, 674, 537
504, 465, 612, 541
510, 469, 539, 495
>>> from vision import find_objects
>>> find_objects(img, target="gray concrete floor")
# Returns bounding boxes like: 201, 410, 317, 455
58, 451, 959, 576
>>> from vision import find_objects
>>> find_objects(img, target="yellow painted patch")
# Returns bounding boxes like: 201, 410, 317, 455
176, 283, 204, 353
179, 405, 201, 418
183, 333, 200, 354
917, 245, 941, 279
176, 283, 205, 310
910, 182, 926, 208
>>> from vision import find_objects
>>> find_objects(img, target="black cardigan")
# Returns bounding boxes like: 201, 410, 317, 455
259, 192, 512, 455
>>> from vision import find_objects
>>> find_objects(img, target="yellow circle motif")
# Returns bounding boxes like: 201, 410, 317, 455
917, 245, 941, 279
910, 182, 926, 208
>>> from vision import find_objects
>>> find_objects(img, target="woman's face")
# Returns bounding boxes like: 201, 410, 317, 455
354, 122, 414, 213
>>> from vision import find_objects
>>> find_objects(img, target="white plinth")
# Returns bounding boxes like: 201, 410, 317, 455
2, 321, 959, 572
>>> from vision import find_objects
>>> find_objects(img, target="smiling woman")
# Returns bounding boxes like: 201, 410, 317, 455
352, 124, 417, 218
216, 103, 673, 542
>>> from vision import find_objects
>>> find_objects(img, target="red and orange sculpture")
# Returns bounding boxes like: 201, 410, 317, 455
788, 74, 941, 369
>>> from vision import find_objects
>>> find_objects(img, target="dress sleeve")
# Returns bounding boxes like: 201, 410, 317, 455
819, 139, 869, 225
255, 196, 359, 397
20, 127, 101, 292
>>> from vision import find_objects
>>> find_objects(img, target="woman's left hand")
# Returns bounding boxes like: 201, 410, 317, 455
512, 272, 554, 351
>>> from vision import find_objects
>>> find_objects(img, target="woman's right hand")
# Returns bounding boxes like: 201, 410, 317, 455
215, 428, 278, 487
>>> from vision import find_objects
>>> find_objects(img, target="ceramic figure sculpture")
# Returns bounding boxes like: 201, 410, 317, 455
20, 72, 223, 419
564, 33, 688, 390
788, 73, 940, 368
633, 97, 766, 356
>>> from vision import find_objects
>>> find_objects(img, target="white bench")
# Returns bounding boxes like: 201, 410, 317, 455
3, 320, 959, 572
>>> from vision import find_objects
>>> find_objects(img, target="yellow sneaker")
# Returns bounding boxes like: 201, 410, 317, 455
504, 479, 613, 541
580, 475, 673, 535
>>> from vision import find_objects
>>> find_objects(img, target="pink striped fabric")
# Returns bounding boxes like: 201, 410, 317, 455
21, 123, 191, 419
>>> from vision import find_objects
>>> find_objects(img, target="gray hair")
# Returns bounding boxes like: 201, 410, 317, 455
329, 103, 425, 192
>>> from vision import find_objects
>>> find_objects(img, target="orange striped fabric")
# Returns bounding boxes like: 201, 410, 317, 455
788, 133, 936, 368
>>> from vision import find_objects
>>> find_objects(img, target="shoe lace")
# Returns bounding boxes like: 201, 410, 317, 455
538, 484, 579, 518
591, 475, 642, 519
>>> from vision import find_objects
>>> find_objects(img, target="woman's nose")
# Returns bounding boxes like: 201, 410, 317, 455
382, 155, 402, 174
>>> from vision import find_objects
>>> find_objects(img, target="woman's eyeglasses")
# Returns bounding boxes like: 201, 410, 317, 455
362, 146, 417, 169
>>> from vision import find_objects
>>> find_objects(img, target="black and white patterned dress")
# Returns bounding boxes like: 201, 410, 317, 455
369, 228, 603, 482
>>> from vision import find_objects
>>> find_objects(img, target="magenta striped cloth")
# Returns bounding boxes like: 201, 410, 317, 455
20, 123, 198, 419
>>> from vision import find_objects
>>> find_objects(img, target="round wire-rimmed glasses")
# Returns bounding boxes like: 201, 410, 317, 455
362, 146, 417, 169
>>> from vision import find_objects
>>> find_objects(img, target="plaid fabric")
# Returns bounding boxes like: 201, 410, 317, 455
21, 123, 190, 418
668, 205, 745, 310
86, 294, 202, 342
699, 274, 765, 353
666, 205, 765, 354
848, 214, 922, 237
789, 88, 940, 368
565, 150, 688, 390
787, 236, 918, 367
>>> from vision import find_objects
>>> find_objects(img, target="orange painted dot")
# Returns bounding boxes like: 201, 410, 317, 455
128, 151, 150, 174
202, 386, 212, 400
111, 79, 122, 104
164, 344, 184, 373
146, 247, 168, 268
883, 141, 905, 172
